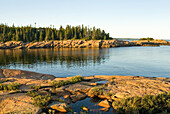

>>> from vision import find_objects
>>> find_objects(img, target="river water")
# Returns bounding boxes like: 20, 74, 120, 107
0, 46, 170, 78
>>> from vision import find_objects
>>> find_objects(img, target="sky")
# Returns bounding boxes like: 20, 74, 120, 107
0, 0, 170, 39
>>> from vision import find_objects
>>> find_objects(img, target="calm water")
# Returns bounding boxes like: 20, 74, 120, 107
70, 97, 114, 114
0, 46, 170, 78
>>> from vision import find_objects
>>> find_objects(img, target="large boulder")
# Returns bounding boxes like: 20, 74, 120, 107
70, 92, 87, 102
98, 99, 110, 108
0, 93, 42, 114
48, 102, 71, 112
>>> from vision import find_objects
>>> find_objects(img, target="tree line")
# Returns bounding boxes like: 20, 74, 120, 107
0, 24, 110, 42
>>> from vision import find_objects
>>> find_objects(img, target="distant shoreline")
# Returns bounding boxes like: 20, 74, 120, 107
0, 39, 170, 49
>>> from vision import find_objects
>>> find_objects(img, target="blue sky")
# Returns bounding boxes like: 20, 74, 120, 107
0, 0, 170, 39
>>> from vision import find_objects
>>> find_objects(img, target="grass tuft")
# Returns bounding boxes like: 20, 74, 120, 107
112, 92, 170, 113
89, 86, 104, 96
0, 83, 20, 91
50, 75, 84, 88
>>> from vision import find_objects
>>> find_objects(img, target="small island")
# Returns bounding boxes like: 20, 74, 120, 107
0, 24, 170, 49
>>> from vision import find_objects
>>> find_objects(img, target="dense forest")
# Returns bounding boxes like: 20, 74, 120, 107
0, 24, 110, 42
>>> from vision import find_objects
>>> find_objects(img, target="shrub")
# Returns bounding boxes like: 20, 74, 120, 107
112, 92, 170, 113
0, 83, 20, 91
27, 91, 39, 97
27, 91, 51, 107
29, 85, 41, 91
89, 86, 104, 96
32, 94, 51, 107
69, 75, 84, 84
50, 75, 84, 88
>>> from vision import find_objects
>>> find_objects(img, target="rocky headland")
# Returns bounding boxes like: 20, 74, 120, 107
0, 39, 169, 49
0, 69, 169, 113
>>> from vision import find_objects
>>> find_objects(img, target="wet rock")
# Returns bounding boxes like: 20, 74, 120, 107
14, 46, 25, 49
55, 88, 71, 96
48, 102, 71, 113
98, 95, 107, 99
100, 107, 109, 112
70, 92, 87, 103
82, 107, 88, 111
98, 99, 110, 108
90, 83, 97, 86
63, 95, 71, 104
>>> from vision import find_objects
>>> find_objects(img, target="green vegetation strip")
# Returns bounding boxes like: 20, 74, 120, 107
139, 37, 154, 41
0, 83, 20, 91
112, 92, 170, 114
49, 75, 84, 88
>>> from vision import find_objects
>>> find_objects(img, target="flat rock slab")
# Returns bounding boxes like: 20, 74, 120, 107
1, 69, 55, 80
0, 93, 42, 114
106, 76, 170, 99
65, 83, 92, 94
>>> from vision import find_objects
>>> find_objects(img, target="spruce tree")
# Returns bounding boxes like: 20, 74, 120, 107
15, 29, 19, 41
59, 32, 63, 41
64, 31, 67, 40
51, 31, 54, 40
45, 29, 50, 41
92, 27, 96, 40
2, 25, 6, 42
39, 29, 43, 41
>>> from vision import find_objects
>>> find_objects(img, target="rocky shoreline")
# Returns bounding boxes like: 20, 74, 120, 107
0, 39, 169, 49
0, 69, 169, 113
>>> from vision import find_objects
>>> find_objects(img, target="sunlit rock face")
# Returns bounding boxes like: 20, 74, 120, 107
0, 69, 169, 113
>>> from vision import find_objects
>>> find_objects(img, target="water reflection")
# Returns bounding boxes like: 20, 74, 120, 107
0, 48, 109, 68
1, 47, 170, 77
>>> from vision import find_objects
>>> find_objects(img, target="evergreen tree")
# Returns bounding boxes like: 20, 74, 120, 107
79, 33, 82, 39
92, 27, 96, 40
15, 29, 19, 41
64, 31, 67, 40
59, 32, 63, 41
51, 31, 54, 40
39, 29, 43, 41
84, 26, 87, 38
104, 35, 107, 40
0, 24, 110, 42
73, 27, 77, 39
45, 29, 50, 41
2, 25, 6, 42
